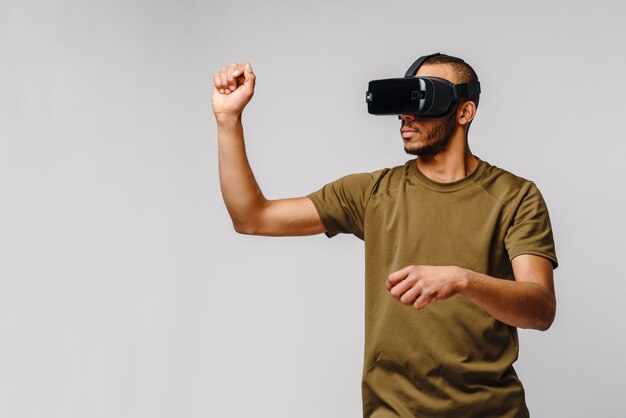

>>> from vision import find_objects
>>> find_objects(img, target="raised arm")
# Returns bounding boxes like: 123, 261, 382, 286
212, 63, 325, 236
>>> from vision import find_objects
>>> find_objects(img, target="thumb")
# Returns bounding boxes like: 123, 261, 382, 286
243, 62, 254, 77
243, 63, 255, 88
233, 62, 255, 89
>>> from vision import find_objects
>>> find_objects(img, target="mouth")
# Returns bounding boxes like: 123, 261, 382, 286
401, 129, 419, 139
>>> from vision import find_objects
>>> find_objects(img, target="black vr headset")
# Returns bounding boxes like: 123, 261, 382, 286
366, 53, 481, 118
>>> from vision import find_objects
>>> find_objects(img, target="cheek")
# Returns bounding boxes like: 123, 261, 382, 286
425, 123, 443, 140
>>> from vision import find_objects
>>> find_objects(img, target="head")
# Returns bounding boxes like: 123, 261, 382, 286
400, 54, 479, 157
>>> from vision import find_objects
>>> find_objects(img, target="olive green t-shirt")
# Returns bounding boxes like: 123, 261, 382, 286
307, 158, 557, 418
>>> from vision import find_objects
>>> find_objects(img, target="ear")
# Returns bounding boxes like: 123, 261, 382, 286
457, 100, 477, 127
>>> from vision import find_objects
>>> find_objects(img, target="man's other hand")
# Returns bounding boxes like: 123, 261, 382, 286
386, 265, 466, 310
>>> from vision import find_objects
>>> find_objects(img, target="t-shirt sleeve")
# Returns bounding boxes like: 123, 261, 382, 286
504, 182, 558, 268
307, 172, 378, 240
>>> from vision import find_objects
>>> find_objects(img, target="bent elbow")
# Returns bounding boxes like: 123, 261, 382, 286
232, 216, 265, 235
535, 318, 553, 332
536, 303, 556, 331
233, 221, 256, 235
522, 316, 553, 332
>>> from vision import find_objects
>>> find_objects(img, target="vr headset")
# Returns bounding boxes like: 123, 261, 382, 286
366, 53, 481, 118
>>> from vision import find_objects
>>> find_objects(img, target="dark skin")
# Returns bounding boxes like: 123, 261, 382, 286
212, 62, 556, 331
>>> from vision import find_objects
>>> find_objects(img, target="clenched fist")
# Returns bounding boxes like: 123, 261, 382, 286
386, 265, 467, 310
212, 62, 256, 119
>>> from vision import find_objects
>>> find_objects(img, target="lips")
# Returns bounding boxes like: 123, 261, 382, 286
401, 129, 418, 139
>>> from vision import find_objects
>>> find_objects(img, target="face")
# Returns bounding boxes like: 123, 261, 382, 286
401, 112, 457, 156
400, 64, 460, 157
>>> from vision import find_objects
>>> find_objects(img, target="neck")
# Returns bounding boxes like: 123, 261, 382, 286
416, 134, 478, 183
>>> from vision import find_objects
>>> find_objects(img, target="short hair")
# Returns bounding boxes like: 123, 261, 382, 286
422, 54, 480, 108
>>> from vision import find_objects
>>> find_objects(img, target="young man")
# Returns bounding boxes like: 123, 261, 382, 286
212, 54, 557, 417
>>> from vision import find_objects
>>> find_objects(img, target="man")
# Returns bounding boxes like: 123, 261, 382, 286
212, 54, 557, 417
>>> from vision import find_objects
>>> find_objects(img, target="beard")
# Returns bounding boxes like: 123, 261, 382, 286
403, 112, 457, 157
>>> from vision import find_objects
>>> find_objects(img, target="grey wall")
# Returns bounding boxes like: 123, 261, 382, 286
1, 0, 625, 417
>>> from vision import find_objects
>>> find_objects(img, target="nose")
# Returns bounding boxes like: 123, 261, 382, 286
399, 114, 416, 122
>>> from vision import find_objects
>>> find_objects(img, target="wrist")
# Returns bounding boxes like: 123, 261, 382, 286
455, 267, 471, 294
215, 112, 242, 126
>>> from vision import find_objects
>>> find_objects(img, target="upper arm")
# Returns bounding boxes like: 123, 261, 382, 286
505, 182, 558, 268
241, 171, 379, 237
511, 254, 555, 298
511, 254, 557, 330
242, 196, 326, 236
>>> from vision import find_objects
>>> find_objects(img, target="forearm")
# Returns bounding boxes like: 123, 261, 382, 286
212, 62, 324, 237
216, 114, 267, 232
457, 268, 556, 330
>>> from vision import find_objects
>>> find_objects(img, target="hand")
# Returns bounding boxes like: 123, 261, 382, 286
212, 62, 256, 119
386, 265, 467, 310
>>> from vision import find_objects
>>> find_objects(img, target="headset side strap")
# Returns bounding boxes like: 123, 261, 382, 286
452, 80, 481, 99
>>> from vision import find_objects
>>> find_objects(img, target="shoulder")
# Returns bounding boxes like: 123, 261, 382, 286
475, 160, 545, 210
478, 160, 532, 189
330, 162, 408, 192
365, 160, 415, 195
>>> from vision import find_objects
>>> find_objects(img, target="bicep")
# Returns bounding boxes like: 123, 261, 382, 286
255, 197, 326, 236
511, 254, 555, 296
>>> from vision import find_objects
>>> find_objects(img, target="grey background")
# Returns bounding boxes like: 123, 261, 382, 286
1, 0, 624, 417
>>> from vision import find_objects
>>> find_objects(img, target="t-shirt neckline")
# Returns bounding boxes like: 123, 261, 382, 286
409, 157, 487, 192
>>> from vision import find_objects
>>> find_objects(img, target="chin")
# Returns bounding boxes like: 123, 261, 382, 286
403, 141, 426, 153
404, 143, 441, 157
404, 147, 424, 156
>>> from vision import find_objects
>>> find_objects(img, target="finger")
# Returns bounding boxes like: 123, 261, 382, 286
413, 289, 435, 310
389, 278, 414, 299
219, 67, 229, 94
213, 72, 224, 93
231, 63, 245, 79
387, 266, 413, 289
227, 63, 238, 92
400, 286, 422, 305
236, 62, 253, 78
